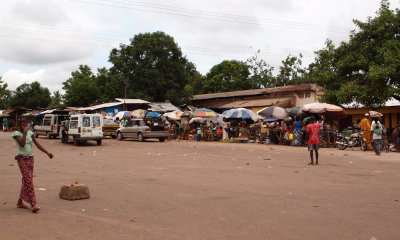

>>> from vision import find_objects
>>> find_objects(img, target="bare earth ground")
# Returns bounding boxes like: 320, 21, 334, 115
0, 132, 399, 240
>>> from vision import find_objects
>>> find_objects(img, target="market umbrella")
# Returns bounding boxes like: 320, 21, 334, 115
128, 109, 146, 118
144, 111, 161, 118
190, 108, 217, 118
177, 111, 193, 118
302, 102, 346, 119
302, 102, 344, 114
285, 106, 303, 116
222, 108, 259, 122
257, 106, 288, 119
113, 111, 130, 121
162, 110, 182, 120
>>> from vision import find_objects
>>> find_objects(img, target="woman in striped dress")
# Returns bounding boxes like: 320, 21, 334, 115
13, 118, 54, 213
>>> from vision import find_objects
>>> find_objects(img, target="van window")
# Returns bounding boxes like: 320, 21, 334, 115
93, 116, 100, 127
53, 116, 57, 124
43, 117, 51, 126
70, 121, 78, 129
83, 117, 90, 127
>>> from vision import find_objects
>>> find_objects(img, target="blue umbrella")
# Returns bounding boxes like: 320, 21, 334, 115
144, 111, 161, 118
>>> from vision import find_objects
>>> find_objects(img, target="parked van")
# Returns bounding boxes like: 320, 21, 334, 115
63, 114, 104, 145
34, 113, 70, 138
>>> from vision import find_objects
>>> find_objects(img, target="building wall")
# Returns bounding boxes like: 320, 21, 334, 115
345, 106, 400, 129
295, 91, 318, 106
193, 90, 317, 109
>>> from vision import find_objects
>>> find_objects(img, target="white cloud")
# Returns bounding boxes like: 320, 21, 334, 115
11, 0, 68, 24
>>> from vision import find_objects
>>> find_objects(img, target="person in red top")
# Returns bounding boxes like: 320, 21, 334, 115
306, 116, 321, 165
217, 127, 223, 141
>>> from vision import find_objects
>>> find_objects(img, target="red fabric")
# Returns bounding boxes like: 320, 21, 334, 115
16, 155, 37, 204
217, 129, 223, 135
306, 123, 321, 145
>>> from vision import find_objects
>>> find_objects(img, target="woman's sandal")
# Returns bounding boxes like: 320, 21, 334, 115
16, 203, 29, 209
31, 205, 40, 213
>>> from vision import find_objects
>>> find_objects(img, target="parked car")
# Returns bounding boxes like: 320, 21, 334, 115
34, 113, 70, 138
103, 119, 119, 139
61, 114, 104, 145
116, 118, 168, 142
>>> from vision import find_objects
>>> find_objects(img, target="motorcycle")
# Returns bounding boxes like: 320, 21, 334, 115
336, 130, 367, 151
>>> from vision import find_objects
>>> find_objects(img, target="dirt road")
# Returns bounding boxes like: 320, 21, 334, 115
1, 132, 399, 240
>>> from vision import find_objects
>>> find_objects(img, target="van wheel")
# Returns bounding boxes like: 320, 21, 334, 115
35, 131, 39, 138
112, 135, 117, 139
159, 138, 165, 142
117, 132, 124, 140
97, 140, 102, 145
138, 133, 144, 142
48, 134, 52, 139
73, 136, 79, 146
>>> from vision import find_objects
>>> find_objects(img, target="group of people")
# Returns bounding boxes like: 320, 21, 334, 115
358, 113, 400, 155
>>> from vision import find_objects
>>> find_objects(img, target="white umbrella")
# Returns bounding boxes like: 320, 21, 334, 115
162, 110, 182, 120
257, 106, 288, 119
222, 108, 259, 121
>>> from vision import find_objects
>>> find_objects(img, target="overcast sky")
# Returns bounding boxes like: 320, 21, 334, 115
1, 0, 399, 94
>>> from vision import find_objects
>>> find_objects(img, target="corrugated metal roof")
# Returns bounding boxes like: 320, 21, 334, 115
115, 98, 150, 104
78, 102, 122, 111
343, 98, 400, 108
205, 97, 294, 108
148, 102, 180, 112
193, 84, 317, 101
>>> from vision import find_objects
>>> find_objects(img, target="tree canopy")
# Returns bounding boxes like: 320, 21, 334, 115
202, 60, 251, 93
9, 81, 51, 109
109, 31, 193, 105
62, 65, 100, 107
0, 77, 11, 109
246, 50, 275, 88
312, 0, 400, 107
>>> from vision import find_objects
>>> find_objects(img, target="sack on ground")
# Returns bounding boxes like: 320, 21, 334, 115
59, 182, 90, 200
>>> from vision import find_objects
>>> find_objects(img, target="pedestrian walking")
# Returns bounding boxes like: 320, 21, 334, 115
306, 116, 321, 165
359, 113, 372, 150
12, 118, 54, 213
222, 118, 229, 140
291, 117, 303, 146
371, 119, 383, 155
3, 117, 8, 132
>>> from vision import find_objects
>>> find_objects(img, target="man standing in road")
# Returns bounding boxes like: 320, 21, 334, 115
121, 116, 128, 127
359, 113, 372, 150
222, 118, 229, 140
306, 116, 321, 165
3, 117, 8, 132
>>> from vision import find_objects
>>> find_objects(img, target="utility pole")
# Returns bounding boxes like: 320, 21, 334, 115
124, 79, 128, 111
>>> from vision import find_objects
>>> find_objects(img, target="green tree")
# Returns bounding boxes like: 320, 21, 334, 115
95, 67, 125, 102
313, 1, 400, 107
246, 50, 275, 88
0, 77, 11, 109
109, 31, 193, 104
49, 90, 63, 108
62, 65, 100, 107
202, 60, 251, 93
274, 54, 306, 87
9, 81, 51, 109
184, 62, 204, 97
